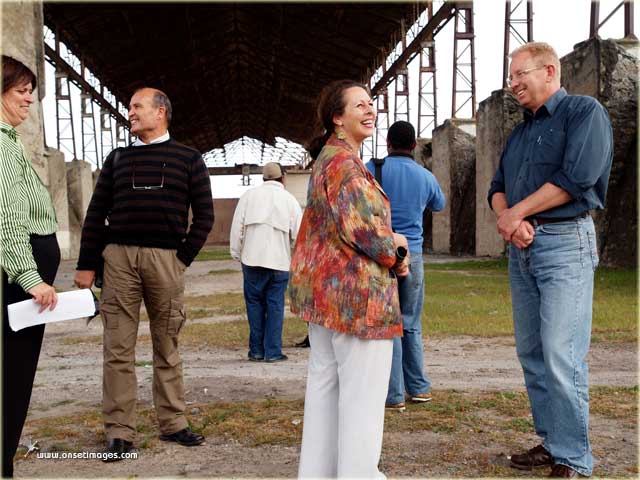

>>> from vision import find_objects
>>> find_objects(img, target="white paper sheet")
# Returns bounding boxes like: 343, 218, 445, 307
8, 289, 96, 332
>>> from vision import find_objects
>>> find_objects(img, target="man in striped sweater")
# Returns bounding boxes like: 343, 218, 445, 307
74, 87, 214, 461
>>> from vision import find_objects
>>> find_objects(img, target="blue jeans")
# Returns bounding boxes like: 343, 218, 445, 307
242, 264, 289, 360
509, 216, 598, 476
386, 253, 431, 404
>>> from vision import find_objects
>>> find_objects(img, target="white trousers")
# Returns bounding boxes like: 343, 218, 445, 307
298, 323, 393, 479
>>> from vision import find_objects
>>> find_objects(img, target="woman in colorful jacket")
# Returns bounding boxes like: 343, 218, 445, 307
291, 79, 409, 478
1, 55, 60, 477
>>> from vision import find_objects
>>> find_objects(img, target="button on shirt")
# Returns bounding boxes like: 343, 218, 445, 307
488, 88, 613, 218
366, 153, 445, 253
230, 181, 303, 272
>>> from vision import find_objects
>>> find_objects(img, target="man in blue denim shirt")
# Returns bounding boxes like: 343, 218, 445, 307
488, 42, 613, 478
366, 121, 445, 412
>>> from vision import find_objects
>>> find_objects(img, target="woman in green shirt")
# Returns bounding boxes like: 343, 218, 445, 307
1, 55, 60, 478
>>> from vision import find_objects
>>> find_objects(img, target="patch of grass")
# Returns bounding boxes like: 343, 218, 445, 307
185, 293, 246, 316
196, 399, 304, 447
194, 247, 232, 261
591, 385, 639, 421
426, 258, 509, 272
135, 360, 152, 367
506, 417, 534, 433
180, 316, 308, 348
423, 261, 637, 341
207, 269, 238, 275
60, 335, 102, 345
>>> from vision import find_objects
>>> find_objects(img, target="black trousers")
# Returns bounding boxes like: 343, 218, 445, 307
2, 234, 59, 478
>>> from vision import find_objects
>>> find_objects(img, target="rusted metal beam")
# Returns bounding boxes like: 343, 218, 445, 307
451, 2, 476, 119
503, 0, 534, 89
625, 0, 636, 39
45, 44, 129, 126
371, 1, 456, 97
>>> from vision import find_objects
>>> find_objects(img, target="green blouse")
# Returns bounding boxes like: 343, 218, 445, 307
0, 120, 57, 292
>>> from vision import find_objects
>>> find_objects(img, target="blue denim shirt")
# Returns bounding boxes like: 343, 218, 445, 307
488, 88, 613, 218
366, 153, 445, 253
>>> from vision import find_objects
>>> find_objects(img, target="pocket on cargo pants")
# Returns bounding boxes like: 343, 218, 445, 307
167, 298, 186, 336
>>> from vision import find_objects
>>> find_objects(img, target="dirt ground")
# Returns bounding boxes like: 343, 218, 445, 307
13, 257, 638, 478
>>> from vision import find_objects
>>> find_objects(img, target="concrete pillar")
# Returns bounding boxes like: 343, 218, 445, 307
44, 148, 71, 259
92, 169, 101, 188
414, 138, 436, 253
1, 1, 48, 184
431, 119, 476, 255
284, 170, 311, 208
205, 198, 238, 246
561, 38, 638, 267
475, 89, 522, 257
66, 160, 93, 259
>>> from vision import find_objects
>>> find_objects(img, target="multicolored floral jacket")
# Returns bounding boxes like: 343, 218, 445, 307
289, 135, 402, 339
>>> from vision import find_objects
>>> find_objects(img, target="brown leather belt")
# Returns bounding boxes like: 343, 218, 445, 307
528, 212, 589, 226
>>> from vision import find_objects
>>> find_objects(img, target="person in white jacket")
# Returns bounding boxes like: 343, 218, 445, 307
230, 162, 303, 362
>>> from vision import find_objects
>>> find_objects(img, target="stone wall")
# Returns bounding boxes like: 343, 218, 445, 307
205, 198, 238, 246
45, 148, 71, 259
284, 170, 311, 208
475, 89, 522, 256
1, 1, 48, 183
65, 160, 94, 258
415, 138, 436, 252
561, 38, 638, 267
431, 119, 476, 255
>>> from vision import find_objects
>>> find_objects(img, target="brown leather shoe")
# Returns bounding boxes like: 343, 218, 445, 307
510, 444, 553, 470
549, 464, 582, 478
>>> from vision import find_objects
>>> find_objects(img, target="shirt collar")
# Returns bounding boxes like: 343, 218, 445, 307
0, 120, 18, 142
263, 180, 284, 189
524, 87, 567, 120
132, 131, 170, 147
386, 151, 414, 160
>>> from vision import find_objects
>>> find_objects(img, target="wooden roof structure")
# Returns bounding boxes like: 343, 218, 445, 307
43, 3, 424, 153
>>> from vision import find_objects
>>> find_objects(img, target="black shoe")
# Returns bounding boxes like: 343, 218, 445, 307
102, 438, 133, 462
510, 444, 554, 470
248, 353, 264, 362
159, 427, 205, 446
265, 354, 288, 362
295, 336, 310, 348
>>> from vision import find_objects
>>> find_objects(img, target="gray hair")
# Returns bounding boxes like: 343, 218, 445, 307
133, 87, 172, 126
152, 90, 172, 127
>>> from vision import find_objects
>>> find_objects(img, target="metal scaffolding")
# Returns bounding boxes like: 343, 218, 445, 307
80, 92, 99, 166
503, 0, 534, 89
590, 0, 636, 39
451, 2, 476, 119
417, 1, 437, 138
100, 108, 114, 161
44, 26, 131, 167
54, 67, 77, 160
375, 89, 390, 158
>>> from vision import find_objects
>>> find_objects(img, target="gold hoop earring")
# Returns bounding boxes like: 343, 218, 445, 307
336, 129, 346, 140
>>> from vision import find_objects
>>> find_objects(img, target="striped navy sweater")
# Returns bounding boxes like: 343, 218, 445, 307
77, 139, 214, 269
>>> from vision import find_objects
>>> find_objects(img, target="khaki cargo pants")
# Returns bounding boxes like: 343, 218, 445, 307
100, 244, 188, 441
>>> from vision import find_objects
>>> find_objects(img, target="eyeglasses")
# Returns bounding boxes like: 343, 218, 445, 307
132, 161, 165, 190
507, 65, 547, 86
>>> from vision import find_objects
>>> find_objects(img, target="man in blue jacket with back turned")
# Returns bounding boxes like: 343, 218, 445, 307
366, 121, 445, 412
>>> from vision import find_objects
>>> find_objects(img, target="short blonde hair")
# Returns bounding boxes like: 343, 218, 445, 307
510, 42, 561, 80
